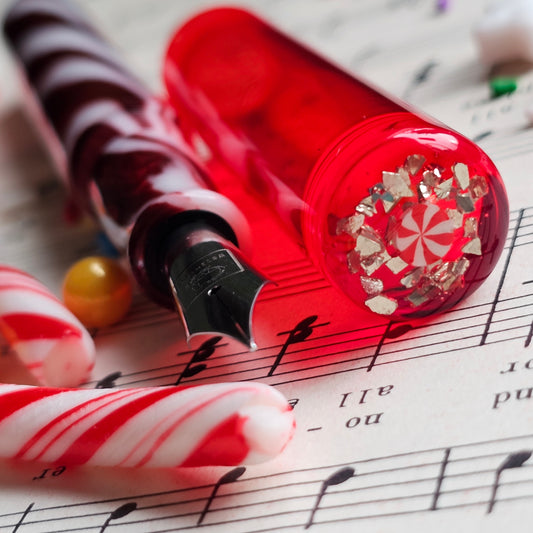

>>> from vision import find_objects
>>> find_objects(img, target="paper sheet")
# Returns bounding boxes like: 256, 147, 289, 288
0, 0, 532, 531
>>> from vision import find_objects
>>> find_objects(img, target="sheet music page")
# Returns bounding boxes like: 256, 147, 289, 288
0, 0, 532, 531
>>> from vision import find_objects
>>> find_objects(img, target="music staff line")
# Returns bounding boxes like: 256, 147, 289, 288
94, 207, 530, 339
2, 433, 533, 532
88, 288, 533, 389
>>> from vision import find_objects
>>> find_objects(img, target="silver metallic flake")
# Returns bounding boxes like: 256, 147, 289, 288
456, 192, 475, 213
435, 178, 454, 199
406, 154, 426, 175
430, 258, 470, 291
356, 227, 384, 257
347, 249, 360, 274
453, 162, 470, 190
418, 181, 431, 200
446, 208, 463, 229
382, 170, 413, 199
336, 213, 365, 236
356, 196, 377, 217
423, 169, 440, 187
407, 289, 430, 307
385, 256, 408, 274
401, 267, 424, 288
462, 237, 482, 255
360, 276, 384, 296
360, 250, 391, 275
365, 295, 398, 315
464, 217, 478, 239
470, 175, 489, 199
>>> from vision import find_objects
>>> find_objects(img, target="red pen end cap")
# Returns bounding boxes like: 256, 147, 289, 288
305, 114, 509, 321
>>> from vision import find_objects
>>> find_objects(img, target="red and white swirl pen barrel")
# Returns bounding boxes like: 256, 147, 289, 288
3, 0, 265, 348
0, 381, 295, 468
164, 8, 510, 321
0, 265, 95, 387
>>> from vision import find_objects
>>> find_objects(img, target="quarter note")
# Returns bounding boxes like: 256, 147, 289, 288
487, 450, 532, 513
12, 503, 33, 533
95, 371, 122, 389
99, 502, 137, 532
175, 336, 224, 384
430, 448, 450, 510
268, 316, 328, 377
305, 466, 355, 529
197, 467, 246, 525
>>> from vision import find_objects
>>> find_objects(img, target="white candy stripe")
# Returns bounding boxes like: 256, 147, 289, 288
108, 386, 255, 468
422, 203, 438, 231
400, 210, 419, 233
414, 239, 426, 266
142, 387, 258, 469
36, 56, 147, 99
36, 389, 154, 463
424, 238, 451, 257
395, 233, 418, 249
63, 100, 138, 153
6, 0, 86, 27
0, 266, 95, 387
424, 218, 454, 236
0, 387, 95, 456
16, 24, 123, 67
0, 288, 84, 325
0, 382, 295, 468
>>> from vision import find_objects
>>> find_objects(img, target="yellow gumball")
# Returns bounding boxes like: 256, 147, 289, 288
63, 257, 132, 328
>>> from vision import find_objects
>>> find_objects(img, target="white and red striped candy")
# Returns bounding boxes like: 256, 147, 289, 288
0, 381, 295, 468
392, 203, 455, 267
0, 265, 95, 387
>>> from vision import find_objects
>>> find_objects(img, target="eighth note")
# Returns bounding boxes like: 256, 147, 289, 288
197, 467, 246, 525
487, 450, 532, 513
99, 502, 137, 532
175, 336, 224, 385
305, 466, 355, 529
269, 316, 328, 377
95, 371, 122, 389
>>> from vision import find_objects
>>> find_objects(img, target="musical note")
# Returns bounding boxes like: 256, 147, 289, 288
12, 503, 33, 533
99, 502, 137, 532
403, 60, 438, 98
197, 467, 246, 525
268, 316, 329, 377
175, 336, 224, 384
480, 209, 524, 346
487, 450, 532, 514
304, 467, 355, 529
525, 320, 533, 348
471, 130, 493, 143
366, 321, 392, 372
95, 371, 122, 389
430, 448, 450, 510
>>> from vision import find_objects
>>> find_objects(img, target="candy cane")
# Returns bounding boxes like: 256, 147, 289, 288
0, 381, 295, 468
0, 265, 95, 387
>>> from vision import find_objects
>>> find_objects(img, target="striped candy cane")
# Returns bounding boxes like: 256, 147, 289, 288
0, 265, 95, 387
0, 381, 295, 468
3, 0, 251, 262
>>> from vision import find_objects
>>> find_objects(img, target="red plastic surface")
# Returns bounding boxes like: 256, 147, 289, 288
164, 7, 509, 320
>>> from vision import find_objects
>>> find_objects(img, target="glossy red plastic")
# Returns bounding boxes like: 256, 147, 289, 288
164, 7, 509, 320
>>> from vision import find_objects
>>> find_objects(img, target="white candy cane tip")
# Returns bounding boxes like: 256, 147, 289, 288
240, 403, 295, 464
0, 265, 96, 387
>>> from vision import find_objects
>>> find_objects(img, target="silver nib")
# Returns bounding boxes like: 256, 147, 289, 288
166, 225, 267, 350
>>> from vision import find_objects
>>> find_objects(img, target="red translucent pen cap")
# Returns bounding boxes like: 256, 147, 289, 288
163, 7, 509, 321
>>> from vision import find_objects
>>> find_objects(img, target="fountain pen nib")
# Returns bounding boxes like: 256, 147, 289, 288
167, 237, 268, 350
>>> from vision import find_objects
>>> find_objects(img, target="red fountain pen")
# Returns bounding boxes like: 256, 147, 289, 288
164, 8, 509, 321
3, 0, 266, 348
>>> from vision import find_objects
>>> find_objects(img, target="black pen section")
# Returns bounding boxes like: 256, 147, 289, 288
163, 219, 268, 349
